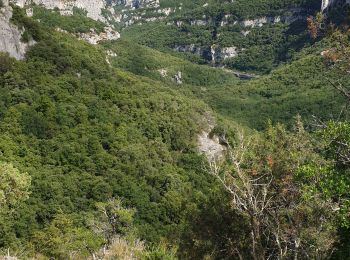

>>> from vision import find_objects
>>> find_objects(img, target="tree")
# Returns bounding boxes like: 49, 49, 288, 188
210, 119, 337, 259
0, 52, 14, 75
0, 162, 31, 210
33, 213, 104, 259
308, 23, 350, 259
307, 13, 325, 40
0, 162, 31, 248
321, 29, 350, 99
89, 198, 136, 246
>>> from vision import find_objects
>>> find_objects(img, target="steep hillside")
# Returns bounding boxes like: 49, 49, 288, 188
102, 39, 239, 87
100, 38, 348, 130
0, 6, 229, 257
4, 0, 322, 73
199, 53, 349, 129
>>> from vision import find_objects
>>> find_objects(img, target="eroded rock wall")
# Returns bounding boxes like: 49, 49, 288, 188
10, 0, 168, 26
0, 1, 34, 60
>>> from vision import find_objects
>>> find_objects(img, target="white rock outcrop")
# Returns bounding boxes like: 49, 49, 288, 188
198, 113, 226, 162
221, 47, 238, 60
219, 12, 306, 28
322, 0, 350, 11
77, 27, 120, 45
158, 68, 167, 77
113, 0, 160, 9
240, 14, 305, 28
173, 71, 182, 84
56, 26, 120, 45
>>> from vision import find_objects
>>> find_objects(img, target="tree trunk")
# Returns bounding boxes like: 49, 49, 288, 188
251, 215, 265, 260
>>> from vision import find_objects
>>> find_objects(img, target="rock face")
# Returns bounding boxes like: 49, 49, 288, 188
173, 71, 182, 84
0, 2, 35, 60
322, 0, 350, 11
0, 0, 125, 59
10, 0, 170, 26
56, 27, 120, 45
168, 6, 309, 66
241, 16, 300, 27
77, 27, 120, 44
198, 113, 226, 162
221, 47, 238, 60
174, 45, 239, 63
111, 0, 160, 9
105, 0, 175, 27
12, 0, 106, 21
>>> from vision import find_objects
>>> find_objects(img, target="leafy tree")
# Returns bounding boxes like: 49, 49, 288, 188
89, 198, 136, 246
299, 121, 350, 259
0, 53, 15, 75
33, 213, 104, 259
0, 162, 31, 248
0, 162, 30, 210
307, 25, 350, 259
322, 30, 350, 99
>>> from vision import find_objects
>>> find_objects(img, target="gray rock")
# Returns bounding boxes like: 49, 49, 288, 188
0, 5, 35, 60
173, 71, 182, 84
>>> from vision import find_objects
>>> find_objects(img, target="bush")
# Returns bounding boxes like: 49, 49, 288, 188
0, 52, 14, 74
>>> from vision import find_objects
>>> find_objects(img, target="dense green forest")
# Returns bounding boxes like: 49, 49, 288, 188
1, 0, 350, 259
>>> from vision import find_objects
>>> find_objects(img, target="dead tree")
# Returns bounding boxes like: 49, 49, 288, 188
210, 131, 273, 260
210, 127, 337, 259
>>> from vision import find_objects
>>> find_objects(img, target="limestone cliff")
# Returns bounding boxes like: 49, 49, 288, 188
0, 0, 35, 60
10, 0, 170, 27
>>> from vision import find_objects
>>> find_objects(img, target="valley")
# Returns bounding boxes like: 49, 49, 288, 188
0, 0, 350, 259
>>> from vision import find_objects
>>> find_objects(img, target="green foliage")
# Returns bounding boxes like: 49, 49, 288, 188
0, 162, 31, 209
122, 0, 319, 73
143, 242, 177, 260
299, 121, 350, 227
92, 198, 136, 244
33, 213, 104, 259
296, 120, 350, 259
198, 55, 348, 129
0, 52, 15, 75
319, 121, 350, 166
11, 5, 46, 42
212, 119, 337, 258
0, 162, 31, 249
0, 13, 218, 257
102, 39, 238, 87
32, 6, 106, 33
1, 2, 349, 259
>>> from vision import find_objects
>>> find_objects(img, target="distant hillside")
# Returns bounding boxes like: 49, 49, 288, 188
101, 37, 348, 130
122, 0, 321, 73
